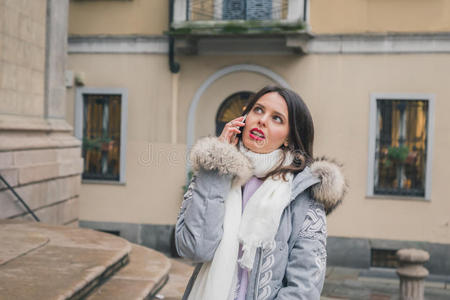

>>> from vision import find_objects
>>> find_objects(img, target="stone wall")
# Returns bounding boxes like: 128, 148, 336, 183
0, 0, 81, 225
0, 141, 82, 225
0, 0, 47, 116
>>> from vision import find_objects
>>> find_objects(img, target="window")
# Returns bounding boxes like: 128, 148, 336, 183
75, 88, 128, 184
215, 91, 254, 136
368, 94, 434, 199
370, 249, 399, 269
222, 0, 276, 20
223, 0, 246, 20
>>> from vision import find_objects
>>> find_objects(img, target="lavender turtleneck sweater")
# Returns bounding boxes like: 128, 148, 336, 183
235, 176, 264, 300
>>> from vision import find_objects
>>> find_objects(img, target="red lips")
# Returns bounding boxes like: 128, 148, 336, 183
249, 128, 265, 141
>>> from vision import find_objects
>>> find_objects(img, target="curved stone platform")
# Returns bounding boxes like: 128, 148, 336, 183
86, 244, 171, 300
159, 258, 195, 300
0, 220, 171, 300
0, 228, 49, 265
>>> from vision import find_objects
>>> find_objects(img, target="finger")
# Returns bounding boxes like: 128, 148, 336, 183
233, 121, 245, 127
227, 116, 245, 126
226, 129, 240, 142
219, 125, 239, 143
225, 121, 236, 128
231, 116, 245, 123
227, 128, 241, 135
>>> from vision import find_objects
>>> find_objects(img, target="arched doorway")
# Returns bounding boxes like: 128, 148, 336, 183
215, 91, 254, 136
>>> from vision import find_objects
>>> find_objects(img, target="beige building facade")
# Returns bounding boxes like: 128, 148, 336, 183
67, 0, 450, 273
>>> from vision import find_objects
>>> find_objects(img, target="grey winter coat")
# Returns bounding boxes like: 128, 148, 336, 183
175, 137, 346, 300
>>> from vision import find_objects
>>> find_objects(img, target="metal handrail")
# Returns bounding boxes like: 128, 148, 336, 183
0, 174, 40, 222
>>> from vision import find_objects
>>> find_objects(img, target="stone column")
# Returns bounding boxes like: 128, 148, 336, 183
396, 248, 430, 300
45, 0, 69, 119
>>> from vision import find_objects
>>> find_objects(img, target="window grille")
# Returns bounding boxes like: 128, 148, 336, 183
371, 249, 399, 268
82, 94, 122, 181
223, 0, 246, 20
188, 0, 288, 21
246, 0, 273, 20
374, 99, 428, 197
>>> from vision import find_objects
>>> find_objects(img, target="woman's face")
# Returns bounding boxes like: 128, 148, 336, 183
242, 92, 290, 154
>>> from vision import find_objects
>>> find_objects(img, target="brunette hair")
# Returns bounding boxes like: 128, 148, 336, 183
240, 86, 315, 180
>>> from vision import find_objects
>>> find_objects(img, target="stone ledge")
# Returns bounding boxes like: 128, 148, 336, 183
0, 230, 49, 265
0, 115, 73, 132
1, 222, 127, 250
79, 221, 177, 256
0, 221, 132, 299
86, 244, 171, 300
158, 258, 195, 300
0, 131, 81, 151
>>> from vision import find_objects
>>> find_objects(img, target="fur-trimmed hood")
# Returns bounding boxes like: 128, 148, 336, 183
190, 137, 347, 214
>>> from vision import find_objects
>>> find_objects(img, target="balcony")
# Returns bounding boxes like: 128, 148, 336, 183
169, 0, 311, 55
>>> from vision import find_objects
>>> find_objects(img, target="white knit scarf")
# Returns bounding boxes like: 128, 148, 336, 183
188, 144, 293, 300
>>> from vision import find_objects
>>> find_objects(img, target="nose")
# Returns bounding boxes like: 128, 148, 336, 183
257, 113, 269, 127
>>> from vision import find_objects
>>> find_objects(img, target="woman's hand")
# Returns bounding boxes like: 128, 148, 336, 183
218, 116, 246, 146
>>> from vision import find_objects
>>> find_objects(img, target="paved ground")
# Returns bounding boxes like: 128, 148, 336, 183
157, 259, 450, 300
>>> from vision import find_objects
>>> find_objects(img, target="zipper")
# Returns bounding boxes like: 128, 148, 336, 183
254, 247, 263, 300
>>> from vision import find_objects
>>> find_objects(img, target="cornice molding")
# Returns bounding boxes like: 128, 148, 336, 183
306, 32, 450, 54
68, 35, 169, 54
68, 33, 450, 55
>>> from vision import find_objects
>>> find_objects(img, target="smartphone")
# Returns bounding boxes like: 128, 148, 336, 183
234, 114, 247, 141
241, 114, 247, 124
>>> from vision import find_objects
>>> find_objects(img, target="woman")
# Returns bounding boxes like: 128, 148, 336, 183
176, 86, 347, 300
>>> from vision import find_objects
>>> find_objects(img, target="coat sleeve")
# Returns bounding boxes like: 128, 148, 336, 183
275, 200, 327, 300
175, 169, 232, 262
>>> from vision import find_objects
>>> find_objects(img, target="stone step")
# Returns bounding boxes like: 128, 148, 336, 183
158, 258, 195, 300
86, 244, 171, 300
0, 220, 130, 300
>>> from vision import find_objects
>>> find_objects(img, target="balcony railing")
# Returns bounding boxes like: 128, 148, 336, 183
171, 0, 308, 34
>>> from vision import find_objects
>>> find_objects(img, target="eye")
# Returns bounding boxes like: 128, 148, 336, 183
253, 106, 263, 113
273, 115, 283, 123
